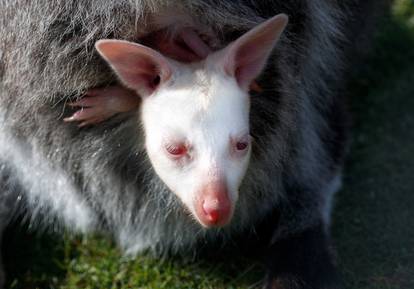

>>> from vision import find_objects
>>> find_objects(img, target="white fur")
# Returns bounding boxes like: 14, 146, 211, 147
141, 58, 251, 224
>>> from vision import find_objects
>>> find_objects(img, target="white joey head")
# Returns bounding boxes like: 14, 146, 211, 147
95, 14, 288, 228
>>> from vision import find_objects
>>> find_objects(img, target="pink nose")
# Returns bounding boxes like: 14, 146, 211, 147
202, 197, 231, 225
194, 180, 233, 227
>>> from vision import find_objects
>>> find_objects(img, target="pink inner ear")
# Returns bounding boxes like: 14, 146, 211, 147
233, 42, 270, 89
95, 40, 172, 96
223, 14, 288, 91
116, 54, 161, 91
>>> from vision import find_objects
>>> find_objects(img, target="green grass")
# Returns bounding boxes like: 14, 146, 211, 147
3, 229, 263, 289
3, 1, 414, 288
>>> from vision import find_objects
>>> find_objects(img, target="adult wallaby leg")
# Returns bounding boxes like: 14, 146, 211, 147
265, 223, 340, 289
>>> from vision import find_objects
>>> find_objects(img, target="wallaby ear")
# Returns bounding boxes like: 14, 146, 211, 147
95, 40, 172, 96
222, 14, 288, 91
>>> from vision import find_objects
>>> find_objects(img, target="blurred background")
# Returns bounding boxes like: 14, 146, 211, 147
3, 0, 414, 288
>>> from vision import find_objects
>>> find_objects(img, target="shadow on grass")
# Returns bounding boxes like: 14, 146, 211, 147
3, 223, 67, 289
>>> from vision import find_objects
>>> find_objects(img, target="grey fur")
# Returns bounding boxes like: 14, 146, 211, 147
0, 0, 382, 285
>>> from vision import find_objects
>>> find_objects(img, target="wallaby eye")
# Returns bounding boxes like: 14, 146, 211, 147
236, 141, 248, 151
165, 143, 187, 157
232, 134, 251, 156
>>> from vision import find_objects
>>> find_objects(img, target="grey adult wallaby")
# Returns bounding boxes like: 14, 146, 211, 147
0, 1, 384, 288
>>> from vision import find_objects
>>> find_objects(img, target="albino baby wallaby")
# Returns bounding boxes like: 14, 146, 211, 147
65, 14, 288, 227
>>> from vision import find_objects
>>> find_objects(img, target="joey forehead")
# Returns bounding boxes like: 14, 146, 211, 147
148, 70, 250, 132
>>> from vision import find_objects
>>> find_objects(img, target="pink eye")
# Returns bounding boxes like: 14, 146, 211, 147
232, 134, 251, 156
236, 142, 248, 151
165, 143, 187, 156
